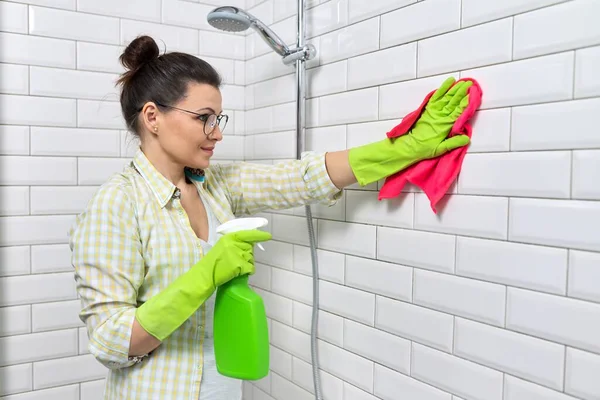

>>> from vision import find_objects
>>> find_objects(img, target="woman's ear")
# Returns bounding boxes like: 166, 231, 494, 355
140, 102, 160, 134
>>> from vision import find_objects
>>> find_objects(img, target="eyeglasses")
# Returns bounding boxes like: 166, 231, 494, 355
152, 102, 229, 137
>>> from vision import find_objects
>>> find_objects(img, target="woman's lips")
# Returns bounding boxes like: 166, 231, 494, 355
201, 147, 214, 155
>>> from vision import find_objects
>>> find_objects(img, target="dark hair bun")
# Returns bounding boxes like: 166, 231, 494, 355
120, 35, 159, 72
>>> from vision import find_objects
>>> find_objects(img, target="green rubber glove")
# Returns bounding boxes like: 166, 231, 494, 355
348, 77, 473, 186
135, 229, 272, 341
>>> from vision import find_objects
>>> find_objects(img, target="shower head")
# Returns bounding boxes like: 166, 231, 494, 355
207, 6, 289, 57
207, 5, 316, 65
206, 6, 252, 33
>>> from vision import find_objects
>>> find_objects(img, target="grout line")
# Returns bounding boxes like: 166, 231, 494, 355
562, 345, 568, 391
569, 150, 574, 199
565, 249, 571, 297
511, 16, 515, 60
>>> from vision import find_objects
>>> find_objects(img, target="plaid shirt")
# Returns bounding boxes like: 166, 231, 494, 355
68, 148, 342, 400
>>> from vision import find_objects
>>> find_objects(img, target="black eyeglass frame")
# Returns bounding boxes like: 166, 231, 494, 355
138, 102, 229, 137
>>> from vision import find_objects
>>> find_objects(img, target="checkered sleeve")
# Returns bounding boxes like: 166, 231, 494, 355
209, 151, 343, 216
69, 181, 145, 369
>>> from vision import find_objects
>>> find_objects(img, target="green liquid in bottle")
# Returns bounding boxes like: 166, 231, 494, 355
213, 274, 269, 380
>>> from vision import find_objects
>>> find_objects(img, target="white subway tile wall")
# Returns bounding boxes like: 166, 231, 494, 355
242, 1, 600, 400
1, 0, 600, 399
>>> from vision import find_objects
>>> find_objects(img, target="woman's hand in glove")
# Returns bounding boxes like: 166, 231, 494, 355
404, 76, 472, 159
205, 229, 272, 288
135, 229, 272, 342
347, 76, 472, 186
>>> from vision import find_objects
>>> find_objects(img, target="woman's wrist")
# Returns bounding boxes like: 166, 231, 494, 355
324, 149, 357, 189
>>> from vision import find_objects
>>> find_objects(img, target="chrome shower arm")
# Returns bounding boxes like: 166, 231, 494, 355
250, 17, 290, 57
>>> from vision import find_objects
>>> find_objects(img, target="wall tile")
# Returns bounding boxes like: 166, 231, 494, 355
509, 198, 600, 252
412, 343, 503, 400
29, 6, 119, 44
504, 375, 580, 400
120, 19, 199, 54
307, 0, 348, 38
0, 187, 30, 217
307, 61, 347, 98
0, 95, 76, 127
32, 300, 83, 332
572, 150, 600, 200
77, 100, 124, 130
0, 1, 28, 34
0, 125, 29, 156
319, 17, 379, 65
318, 219, 376, 258
455, 318, 565, 389
317, 340, 374, 393
415, 194, 509, 240
78, 0, 161, 22
511, 98, 600, 150
414, 269, 506, 326
345, 255, 412, 301
461, 0, 568, 27
348, 0, 415, 24
514, 0, 600, 59
0, 272, 76, 306
418, 18, 512, 77
568, 250, 600, 303
319, 280, 375, 326
31, 244, 73, 274
0, 63, 29, 94
0, 363, 32, 396
292, 302, 343, 346
0, 32, 75, 68
457, 151, 571, 198
506, 287, 600, 354
0, 384, 79, 400
0, 246, 30, 277
462, 52, 574, 109
0, 305, 31, 337
575, 45, 600, 98
33, 354, 106, 389
293, 246, 345, 284
457, 237, 568, 295
31, 127, 120, 157
344, 319, 410, 374
376, 296, 453, 352
377, 226, 456, 273
77, 157, 129, 185
318, 87, 378, 126
565, 347, 600, 400
374, 364, 451, 400
347, 43, 416, 90
380, 0, 460, 49
0, 329, 77, 367
0, 156, 77, 185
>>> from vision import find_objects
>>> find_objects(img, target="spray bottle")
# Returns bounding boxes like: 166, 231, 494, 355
213, 217, 270, 380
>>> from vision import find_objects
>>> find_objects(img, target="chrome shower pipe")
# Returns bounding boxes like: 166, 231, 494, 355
294, 1, 323, 399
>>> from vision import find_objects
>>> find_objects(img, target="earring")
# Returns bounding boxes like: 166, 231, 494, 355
153, 126, 158, 132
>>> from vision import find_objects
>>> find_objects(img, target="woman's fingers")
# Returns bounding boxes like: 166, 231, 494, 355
446, 80, 472, 111
451, 94, 471, 118
430, 76, 456, 102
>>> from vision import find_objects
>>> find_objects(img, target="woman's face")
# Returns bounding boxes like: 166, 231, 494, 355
146, 82, 224, 170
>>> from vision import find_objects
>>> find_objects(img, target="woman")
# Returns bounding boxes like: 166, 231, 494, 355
69, 35, 471, 399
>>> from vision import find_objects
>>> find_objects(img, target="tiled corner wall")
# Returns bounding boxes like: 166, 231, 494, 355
244, 1, 600, 400
0, 0, 246, 398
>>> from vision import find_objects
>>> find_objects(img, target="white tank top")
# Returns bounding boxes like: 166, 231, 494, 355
198, 194, 243, 400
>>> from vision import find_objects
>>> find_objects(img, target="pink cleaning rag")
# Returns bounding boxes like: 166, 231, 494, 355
378, 78, 483, 213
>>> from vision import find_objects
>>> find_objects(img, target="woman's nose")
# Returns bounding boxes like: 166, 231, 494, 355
210, 126, 223, 141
